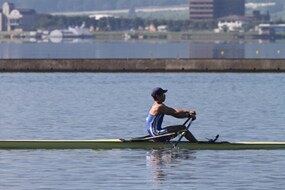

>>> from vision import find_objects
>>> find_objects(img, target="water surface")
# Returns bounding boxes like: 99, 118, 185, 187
0, 41, 284, 58
0, 73, 284, 189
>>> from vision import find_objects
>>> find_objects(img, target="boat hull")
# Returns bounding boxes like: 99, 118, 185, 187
1, 140, 285, 150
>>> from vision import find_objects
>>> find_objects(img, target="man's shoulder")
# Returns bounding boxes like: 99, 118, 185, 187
150, 103, 165, 113
155, 103, 167, 109
157, 103, 172, 113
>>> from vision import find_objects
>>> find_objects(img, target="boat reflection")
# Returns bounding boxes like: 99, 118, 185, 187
146, 149, 196, 182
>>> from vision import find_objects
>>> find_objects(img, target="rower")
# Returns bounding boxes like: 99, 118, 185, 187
146, 87, 198, 142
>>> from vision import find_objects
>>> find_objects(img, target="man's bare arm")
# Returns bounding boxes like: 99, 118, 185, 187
159, 105, 194, 118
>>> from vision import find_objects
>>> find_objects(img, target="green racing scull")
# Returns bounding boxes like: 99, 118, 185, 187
1, 139, 285, 150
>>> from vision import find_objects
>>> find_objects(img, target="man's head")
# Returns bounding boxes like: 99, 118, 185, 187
151, 87, 167, 101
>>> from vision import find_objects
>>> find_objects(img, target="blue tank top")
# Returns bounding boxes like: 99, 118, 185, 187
146, 113, 168, 136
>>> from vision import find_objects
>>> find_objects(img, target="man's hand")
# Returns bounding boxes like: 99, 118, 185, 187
188, 110, 196, 120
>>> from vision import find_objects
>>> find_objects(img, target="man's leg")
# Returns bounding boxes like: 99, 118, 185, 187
165, 125, 198, 143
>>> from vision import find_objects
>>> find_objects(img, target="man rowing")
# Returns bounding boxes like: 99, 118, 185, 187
146, 87, 198, 142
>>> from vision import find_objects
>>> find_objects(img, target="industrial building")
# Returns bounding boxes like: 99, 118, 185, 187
0, 2, 37, 31
189, 0, 245, 20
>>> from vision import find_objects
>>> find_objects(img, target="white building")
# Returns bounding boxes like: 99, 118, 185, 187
157, 25, 168, 32
0, 2, 37, 31
89, 14, 114, 20
217, 15, 251, 32
258, 24, 285, 35
48, 22, 92, 42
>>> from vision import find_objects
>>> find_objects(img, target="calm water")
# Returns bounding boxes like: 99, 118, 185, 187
0, 73, 285, 189
0, 40, 284, 59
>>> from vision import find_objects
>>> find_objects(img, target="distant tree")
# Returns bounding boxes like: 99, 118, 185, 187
120, 18, 130, 30
35, 14, 219, 32
274, 19, 285, 24
131, 18, 145, 29
97, 19, 107, 31
167, 20, 180, 31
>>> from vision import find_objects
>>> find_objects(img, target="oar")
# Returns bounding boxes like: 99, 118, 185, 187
173, 116, 193, 148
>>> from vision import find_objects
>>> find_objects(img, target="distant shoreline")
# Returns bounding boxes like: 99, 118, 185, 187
1, 31, 284, 42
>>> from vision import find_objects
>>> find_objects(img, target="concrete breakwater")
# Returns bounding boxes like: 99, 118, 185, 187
0, 59, 284, 72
